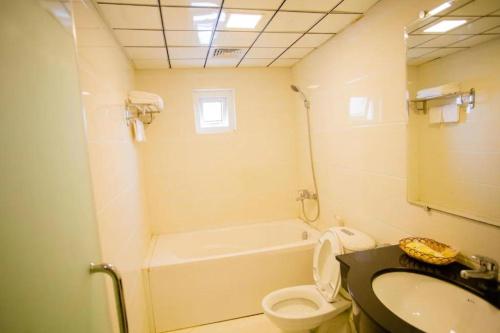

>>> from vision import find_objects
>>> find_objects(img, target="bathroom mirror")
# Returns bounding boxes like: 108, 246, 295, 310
405, 0, 500, 227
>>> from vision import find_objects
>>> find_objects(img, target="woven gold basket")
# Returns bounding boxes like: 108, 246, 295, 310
399, 237, 458, 265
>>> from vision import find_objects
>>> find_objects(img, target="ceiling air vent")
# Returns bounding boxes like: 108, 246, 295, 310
212, 48, 244, 58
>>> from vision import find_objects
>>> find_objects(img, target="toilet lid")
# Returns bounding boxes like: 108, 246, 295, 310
312, 230, 343, 302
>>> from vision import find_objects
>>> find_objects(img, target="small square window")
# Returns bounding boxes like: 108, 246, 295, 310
200, 98, 225, 127
193, 89, 236, 134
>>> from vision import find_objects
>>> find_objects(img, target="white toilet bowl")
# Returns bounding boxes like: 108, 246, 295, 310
262, 227, 375, 332
262, 285, 351, 333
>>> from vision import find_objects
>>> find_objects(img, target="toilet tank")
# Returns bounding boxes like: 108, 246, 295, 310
333, 227, 376, 301
333, 227, 376, 253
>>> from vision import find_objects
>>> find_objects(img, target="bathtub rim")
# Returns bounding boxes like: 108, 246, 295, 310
145, 219, 320, 268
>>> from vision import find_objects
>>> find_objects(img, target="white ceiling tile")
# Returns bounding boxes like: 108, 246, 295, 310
206, 57, 240, 67
419, 34, 470, 47
166, 30, 212, 46
485, 26, 500, 34
450, 0, 500, 16
407, 48, 438, 58
281, 0, 342, 12
212, 31, 259, 46
134, 59, 170, 69
406, 34, 436, 48
114, 29, 164, 46
265, 12, 323, 32
425, 47, 467, 59
217, 9, 274, 31
168, 46, 209, 59
294, 33, 333, 47
310, 13, 361, 33
104, 0, 157, 4
254, 32, 302, 47
171, 59, 205, 68
239, 58, 273, 67
334, 0, 379, 13
270, 58, 299, 67
125, 47, 167, 59
246, 47, 286, 58
162, 7, 219, 30
99, 4, 162, 29
161, 0, 221, 7
451, 34, 500, 47
281, 47, 314, 58
223, 0, 283, 10
451, 17, 500, 35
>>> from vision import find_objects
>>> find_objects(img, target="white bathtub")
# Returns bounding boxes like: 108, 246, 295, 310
145, 219, 320, 332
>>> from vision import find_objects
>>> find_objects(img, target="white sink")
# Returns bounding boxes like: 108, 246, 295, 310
372, 271, 500, 332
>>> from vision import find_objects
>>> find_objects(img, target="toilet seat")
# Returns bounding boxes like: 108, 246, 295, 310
312, 230, 343, 302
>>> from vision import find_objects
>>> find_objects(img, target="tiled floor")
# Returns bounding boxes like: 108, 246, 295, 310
166, 314, 280, 333
166, 313, 351, 333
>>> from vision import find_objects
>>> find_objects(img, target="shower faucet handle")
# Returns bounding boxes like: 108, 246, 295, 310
296, 189, 310, 201
296, 189, 317, 201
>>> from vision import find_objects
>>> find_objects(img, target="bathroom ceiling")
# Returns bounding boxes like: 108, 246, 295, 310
96, 0, 380, 69
407, 0, 500, 66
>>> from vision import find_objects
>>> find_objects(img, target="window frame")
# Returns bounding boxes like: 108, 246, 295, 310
193, 89, 236, 134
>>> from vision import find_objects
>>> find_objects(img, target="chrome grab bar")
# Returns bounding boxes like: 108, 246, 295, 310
90, 263, 129, 333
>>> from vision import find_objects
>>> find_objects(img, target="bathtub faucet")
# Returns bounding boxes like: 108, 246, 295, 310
296, 189, 318, 202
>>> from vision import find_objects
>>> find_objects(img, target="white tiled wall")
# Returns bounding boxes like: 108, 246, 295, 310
134, 68, 300, 234
292, 0, 500, 262
72, 1, 152, 332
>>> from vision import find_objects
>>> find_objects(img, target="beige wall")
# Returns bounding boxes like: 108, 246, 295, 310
135, 68, 299, 234
73, 1, 151, 332
292, 0, 500, 261
409, 38, 500, 226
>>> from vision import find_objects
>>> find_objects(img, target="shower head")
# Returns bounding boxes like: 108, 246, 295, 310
290, 84, 310, 108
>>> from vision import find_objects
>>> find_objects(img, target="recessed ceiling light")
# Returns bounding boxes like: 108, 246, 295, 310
424, 19, 467, 33
428, 1, 453, 16
226, 13, 262, 29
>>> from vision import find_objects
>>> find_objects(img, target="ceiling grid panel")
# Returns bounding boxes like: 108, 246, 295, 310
96, 0, 382, 68
236, 0, 288, 67
157, 0, 172, 68
203, 0, 226, 67
267, 0, 351, 67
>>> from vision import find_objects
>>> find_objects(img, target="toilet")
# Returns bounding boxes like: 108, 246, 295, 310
262, 227, 376, 333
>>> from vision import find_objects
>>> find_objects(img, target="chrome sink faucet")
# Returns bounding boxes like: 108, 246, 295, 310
460, 255, 498, 280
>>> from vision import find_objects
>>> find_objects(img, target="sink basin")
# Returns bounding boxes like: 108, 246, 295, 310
372, 271, 500, 332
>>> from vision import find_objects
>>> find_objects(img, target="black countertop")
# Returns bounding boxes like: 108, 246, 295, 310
336, 245, 500, 333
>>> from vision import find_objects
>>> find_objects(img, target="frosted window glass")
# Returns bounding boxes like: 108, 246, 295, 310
193, 89, 236, 134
